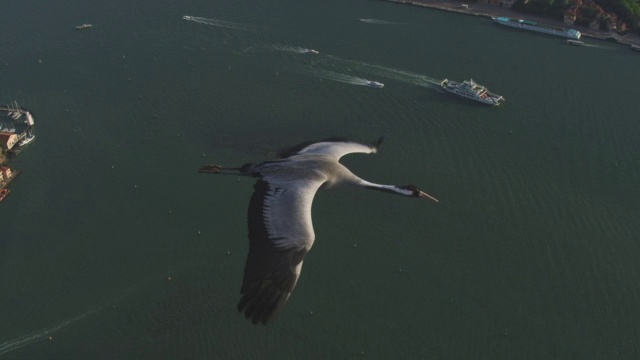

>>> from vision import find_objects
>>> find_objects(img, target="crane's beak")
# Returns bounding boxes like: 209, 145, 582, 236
419, 191, 439, 202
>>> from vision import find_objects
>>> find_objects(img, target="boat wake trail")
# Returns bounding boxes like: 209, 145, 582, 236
0, 308, 99, 356
327, 57, 441, 88
583, 43, 612, 50
299, 68, 370, 86
269, 44, 318, 54
0, 291, 130, 356
182, 15, 260, 31
359, 18, 403, 25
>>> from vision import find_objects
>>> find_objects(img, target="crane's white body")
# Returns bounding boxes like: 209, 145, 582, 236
200, 138, 437, 324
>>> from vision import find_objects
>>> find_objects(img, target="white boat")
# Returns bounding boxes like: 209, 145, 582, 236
365, 80, 384, 88
493, 17, 581, 40
302, 49, 319, 55
440, 79, 504, 105
75, 24, 92, 30
24, 112, 35, 126
1, 123, 16, 133
19, 134, 35, 147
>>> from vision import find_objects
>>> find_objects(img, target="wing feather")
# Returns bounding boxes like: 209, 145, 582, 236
238, 178, 323, 324
280, 138, 383, 161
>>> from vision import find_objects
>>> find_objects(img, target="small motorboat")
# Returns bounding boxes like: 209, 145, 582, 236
303, 49, 319, 55
75, 24, 92, 30
365, 80, 384, 88
19, 134, 35, 147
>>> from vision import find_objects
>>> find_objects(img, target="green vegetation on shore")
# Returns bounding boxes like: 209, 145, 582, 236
511, 0, 640, 33
511, 0, 569, 18
599, 0, 640, 26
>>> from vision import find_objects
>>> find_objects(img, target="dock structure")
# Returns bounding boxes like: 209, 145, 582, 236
0, 102, 35, 145
1, 105, 35, 124
0, 100, 33, 196
0, 132, 21, 150
0, 166, 20, 190
0, 101, 24, 114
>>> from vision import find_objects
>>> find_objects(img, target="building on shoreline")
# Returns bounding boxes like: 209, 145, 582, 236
0, 166, 13, 183
479, 0, 516, 8
0, 132, 19, 150
0, 165, 19, 193
564, 9, 577, 25
385, 0, 640, 47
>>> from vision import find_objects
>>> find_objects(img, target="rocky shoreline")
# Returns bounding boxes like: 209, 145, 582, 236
386, 0, 640, 48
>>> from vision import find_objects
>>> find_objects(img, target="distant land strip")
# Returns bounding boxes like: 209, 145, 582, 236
384, 0, 640, 47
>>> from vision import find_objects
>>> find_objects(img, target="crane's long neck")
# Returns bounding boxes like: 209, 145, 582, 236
356, 179, 439, 202
358, 180, 414, 196
335, 166, 413, 196
331, 162, 438, 202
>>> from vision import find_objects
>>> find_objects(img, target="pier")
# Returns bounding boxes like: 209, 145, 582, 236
0, 102, 35, 138
0, 102, 35, 127
0, 167, 20, 191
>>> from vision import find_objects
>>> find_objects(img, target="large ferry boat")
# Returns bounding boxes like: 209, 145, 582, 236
440, 79, 504, 106
493, 17, 581, 40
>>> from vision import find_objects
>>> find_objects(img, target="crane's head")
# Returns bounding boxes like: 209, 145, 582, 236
398, 185, 439, 202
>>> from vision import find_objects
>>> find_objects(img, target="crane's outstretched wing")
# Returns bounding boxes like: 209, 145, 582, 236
238, 177, 323, 324
279, 137, 383, 161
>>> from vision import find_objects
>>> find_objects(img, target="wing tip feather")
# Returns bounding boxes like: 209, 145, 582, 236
372, 136, 384, 153
278, 136, 350, 158
278, 136, 385, 158
237, 286, 291, 325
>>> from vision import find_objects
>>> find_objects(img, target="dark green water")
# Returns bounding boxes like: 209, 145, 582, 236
1, 0, 639, 358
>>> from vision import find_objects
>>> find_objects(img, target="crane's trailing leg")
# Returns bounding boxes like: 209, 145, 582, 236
199, 163, 254, 176
199, 164, 224, 174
